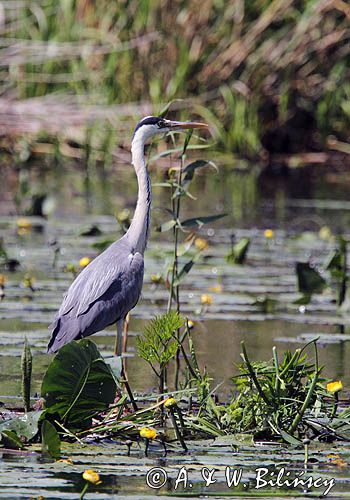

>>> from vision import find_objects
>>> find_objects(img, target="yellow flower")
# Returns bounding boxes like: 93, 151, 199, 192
264, 229, 274, 239
327, 381, 343, 393
117, 208, 130, 222
319, 226, 332, 241
57, 458, 74, 465
64, 263, 77, 274
201, 294, 213, 305
164, 397, 177, 408
151, 273, 164, 284
139, 427, 157, 440
23, 274, 35, 288
187, 319, 195, 329
82, 469, 102, 485
327, 454, 347, 468
195, 238, 208, 251
208, 284, 223, 293
0, 275, 6, 287
79, 257, 91, 268
16, 218, 32, 230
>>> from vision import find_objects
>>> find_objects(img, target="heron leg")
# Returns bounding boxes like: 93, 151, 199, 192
122, 313, 130, 362
114, 319, 124, 357
115, 317, 138, 412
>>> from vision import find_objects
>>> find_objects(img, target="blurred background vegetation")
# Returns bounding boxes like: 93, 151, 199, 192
0, 0, 349, 161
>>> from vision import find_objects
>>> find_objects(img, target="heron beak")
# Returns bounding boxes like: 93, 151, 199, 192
165, 120, 208, 130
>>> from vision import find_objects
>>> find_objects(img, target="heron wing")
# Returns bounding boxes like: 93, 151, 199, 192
57, 240, 144, 318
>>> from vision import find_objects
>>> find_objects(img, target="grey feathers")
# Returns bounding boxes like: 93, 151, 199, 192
47, 237, 144, 353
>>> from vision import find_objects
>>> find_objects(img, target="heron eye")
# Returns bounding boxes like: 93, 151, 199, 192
157, 120, 166, 128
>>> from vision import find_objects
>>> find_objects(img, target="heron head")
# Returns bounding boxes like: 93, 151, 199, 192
133, 116, 208, 142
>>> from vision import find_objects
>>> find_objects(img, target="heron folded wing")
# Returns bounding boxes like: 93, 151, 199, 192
57, 242, 144, 318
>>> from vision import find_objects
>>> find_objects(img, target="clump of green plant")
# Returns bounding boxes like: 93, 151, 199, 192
136, 311, 184, 394
191, 340, 347, 444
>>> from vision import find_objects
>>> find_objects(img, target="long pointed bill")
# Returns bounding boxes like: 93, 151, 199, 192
165, 120, 208, 130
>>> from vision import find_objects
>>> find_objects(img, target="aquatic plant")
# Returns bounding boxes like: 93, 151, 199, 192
21, 339, 32, 413
41, 340, 116, 429
136, 311, 184, 394
225, 235, 250, 264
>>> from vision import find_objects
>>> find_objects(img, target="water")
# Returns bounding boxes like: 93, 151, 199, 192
1, 157, 350, 497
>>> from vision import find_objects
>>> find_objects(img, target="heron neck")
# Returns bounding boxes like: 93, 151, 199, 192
126, 137, 151, 254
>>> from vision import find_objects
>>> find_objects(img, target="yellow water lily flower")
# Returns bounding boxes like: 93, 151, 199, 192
82, 469, 102, 485
195, 238, 208, 251
79, 257, 91, 268
187, 319, 195, 329
264, 229, 274, 239
327, 454, 347, 467
327, 381, 343, 393
57, 458, 73, 465
151, 273, 164, 284
164, 397, 177, 408
0, 275, 6, 287
201, 294, 213, 305
139, 427, 157, 440
23, 274, 35, 289
319, 226, 332, 241
208, 284, 223, 293
16, 218, 32, 229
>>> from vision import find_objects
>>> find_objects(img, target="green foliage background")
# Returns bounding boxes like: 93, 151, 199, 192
1, 0, 349, 156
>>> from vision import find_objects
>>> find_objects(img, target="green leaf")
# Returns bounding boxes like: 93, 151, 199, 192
182, 129, 193, 156
226, 237, 250, 264
183, 159, 217, 178
176, 234, 196, 257
159, 99, 183, 118
173, 260, 195, 286
1, 430, 24, 449
41, 420, 61, 459
180, 213, 227, 228
0, 411, 42, 441
296, 262, 327, 295
157, 219, 176, 232
21, 338, 32, 413
41, 340, 116, 429
278, 428, 302, 446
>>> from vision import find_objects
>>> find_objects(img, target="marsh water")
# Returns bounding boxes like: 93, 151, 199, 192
1, 156, 350, 498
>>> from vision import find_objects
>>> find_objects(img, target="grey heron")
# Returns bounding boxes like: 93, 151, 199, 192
47, 116, 208, 355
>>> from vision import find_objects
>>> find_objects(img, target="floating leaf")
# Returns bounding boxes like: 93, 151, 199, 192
41, 420, 61, 459
41, 340, 116, 429
296, 262, 327, 295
